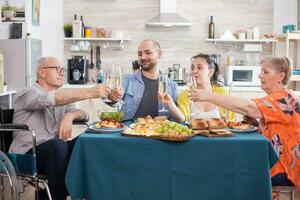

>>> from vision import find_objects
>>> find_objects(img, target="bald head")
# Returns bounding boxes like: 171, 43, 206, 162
36, 57, 62, 79
139, 39, 161, 51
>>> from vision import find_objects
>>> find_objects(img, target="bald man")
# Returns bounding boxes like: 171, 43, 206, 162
110, 39, 180, 121
9, 56, 110, 200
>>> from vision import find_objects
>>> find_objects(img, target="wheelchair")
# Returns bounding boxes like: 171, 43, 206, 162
0, 108, 52, 200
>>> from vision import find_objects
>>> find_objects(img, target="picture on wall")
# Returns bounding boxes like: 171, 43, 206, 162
32, 0, 40, 26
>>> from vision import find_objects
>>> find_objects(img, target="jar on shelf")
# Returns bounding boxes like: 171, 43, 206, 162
84, 27, 92, 38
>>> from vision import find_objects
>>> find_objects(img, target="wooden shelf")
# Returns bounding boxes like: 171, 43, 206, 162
64, 37, 131, 41
290, 75, 300, 81
276, 33, 300, 42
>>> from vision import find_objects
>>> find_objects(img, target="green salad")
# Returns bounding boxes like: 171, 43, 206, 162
100, 111, 124, 122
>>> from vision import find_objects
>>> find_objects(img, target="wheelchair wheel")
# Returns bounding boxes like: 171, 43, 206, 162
0, 151, 19, 200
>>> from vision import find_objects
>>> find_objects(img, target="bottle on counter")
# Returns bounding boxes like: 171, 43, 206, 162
208, 16, 215, 39
72, 14, 82, 38
80, 15, 85, 38
97, 69, 105, 84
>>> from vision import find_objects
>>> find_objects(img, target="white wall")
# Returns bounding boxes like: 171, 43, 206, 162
273, 0, 298, 34
40, 0, 64, 61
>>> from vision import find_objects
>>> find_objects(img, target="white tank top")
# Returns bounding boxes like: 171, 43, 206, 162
190, 104, 220, 119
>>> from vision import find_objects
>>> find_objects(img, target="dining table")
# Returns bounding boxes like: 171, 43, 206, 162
65, 128, 278, 200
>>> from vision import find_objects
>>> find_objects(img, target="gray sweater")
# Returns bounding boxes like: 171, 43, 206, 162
9, 83, 77, 154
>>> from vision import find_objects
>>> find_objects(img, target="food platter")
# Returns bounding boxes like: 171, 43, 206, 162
121, 131, 195, 141
121, 116, 194, 142
87, 122, 125, 133
226, 126, 257, 133
226, 121, 257, 133
88, 126, 125, 133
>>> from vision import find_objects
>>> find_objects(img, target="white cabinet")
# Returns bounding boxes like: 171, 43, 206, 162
231, 87, 266, 121
276, 33, 300, 85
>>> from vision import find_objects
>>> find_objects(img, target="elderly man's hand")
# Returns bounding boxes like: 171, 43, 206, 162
108, 87, 124, 102
188, 89, 211, 102
94, 84, 111, 98
59, 113, 74, 140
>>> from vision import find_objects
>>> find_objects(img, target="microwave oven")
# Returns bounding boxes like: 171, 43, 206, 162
225, 65, 261, 86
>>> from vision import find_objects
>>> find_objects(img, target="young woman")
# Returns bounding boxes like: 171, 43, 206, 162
177, 53, 234, 122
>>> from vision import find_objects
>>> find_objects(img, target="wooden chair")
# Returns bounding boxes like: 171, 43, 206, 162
272, 186, 300, 200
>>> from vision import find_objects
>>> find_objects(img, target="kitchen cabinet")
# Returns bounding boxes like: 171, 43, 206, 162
231, 87, 266, 121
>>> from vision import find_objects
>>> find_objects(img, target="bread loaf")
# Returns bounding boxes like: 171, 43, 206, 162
191, 119, 209, 130
208, 118, 226, 129
193, 129, 210, 134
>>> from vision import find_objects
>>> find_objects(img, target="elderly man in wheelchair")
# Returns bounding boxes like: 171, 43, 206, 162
0, 56, 112, 200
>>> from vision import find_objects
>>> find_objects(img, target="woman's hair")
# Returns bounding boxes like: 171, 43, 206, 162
191, 53, 223, 86
261, 56, 292, 86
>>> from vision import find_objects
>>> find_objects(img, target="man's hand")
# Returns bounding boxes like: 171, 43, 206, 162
94, 84, 111, 98
59, 113, 74, 140
108, 87, 123, 102
158, 92, 174, 106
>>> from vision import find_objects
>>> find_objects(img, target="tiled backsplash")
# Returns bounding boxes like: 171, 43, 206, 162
64, 0, 273, 75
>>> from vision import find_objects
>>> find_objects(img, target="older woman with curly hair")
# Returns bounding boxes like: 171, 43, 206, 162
189, 56, 300, 187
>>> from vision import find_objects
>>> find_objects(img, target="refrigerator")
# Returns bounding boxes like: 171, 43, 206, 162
0, 38, 42, 92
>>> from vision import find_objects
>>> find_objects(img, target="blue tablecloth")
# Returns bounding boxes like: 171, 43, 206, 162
65, 131, 278, 200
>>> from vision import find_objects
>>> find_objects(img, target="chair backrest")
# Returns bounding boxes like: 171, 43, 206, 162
0, 108, 14, 152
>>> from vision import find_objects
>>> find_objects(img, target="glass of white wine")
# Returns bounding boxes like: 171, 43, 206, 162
114, 66, 125, 104
158, 73, 168, 113
186, 72, 197, 103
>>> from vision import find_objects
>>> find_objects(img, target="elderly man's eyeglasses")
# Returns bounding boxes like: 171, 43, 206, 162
43, 66, 66, 74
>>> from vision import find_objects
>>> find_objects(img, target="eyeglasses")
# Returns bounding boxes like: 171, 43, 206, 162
43, 66, 66, 74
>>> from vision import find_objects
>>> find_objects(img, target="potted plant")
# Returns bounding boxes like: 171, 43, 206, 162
64, 24, 73, 37
2, 4, 16, 20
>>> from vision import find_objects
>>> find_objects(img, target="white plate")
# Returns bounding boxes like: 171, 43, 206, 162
226, 126, 257, 133
88, 124, 125, 133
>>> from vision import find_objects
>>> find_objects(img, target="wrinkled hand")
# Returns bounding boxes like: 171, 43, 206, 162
94, 84, 111, 98
108, 87, 124, 102
158, 92, 173, 106
188, 89, 211, 102
242, 116, 259, 126
59, 114, 73, 140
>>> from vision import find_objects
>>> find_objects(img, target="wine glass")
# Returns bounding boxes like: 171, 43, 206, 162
114, 66, 125, 104
186, 72, 197, 101
158, 73, 168, 113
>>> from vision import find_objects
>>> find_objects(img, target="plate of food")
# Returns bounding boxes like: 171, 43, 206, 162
88, 120, 125, 133
122, 116, 195, 141
226, 121, 257, 132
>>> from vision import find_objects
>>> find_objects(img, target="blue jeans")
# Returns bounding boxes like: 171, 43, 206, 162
27, 137, 78, 200
272, 173, 294, 186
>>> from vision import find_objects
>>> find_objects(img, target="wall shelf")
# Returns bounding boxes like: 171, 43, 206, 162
64, 37, 131, 50
206, 38, 277, 45
64, 37, 131, 41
